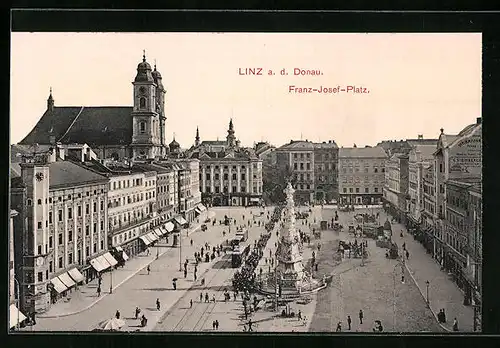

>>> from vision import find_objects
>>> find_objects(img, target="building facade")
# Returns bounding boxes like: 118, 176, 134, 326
188, 120, 263, 207
383, 153, 409, 223
338, 147, 387, 205
313, 141, 339, 203
10, 149, 109, 314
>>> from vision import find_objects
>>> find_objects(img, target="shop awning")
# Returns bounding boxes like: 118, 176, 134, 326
139, 235, 153, 245
164, 222, 175, 232
197, 204, 207, 212
9, 304, 27, 329
195, 207, 202, 214
158, 227, 168, 235
68, 268, 85, 283
147, 232, 158, 242
153, 229, 163, 238
115, 246, 123, 252
96, 255, 112, 270
174, 216, 188, 225
102, 252, 118, 267
121, 250, 129, 261
90, 257, 107, 272
250, 198, 260, 202
58, 272, 76, 288
50, 277, 68, 293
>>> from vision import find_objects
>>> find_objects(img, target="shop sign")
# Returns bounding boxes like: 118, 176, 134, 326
449, 128, 482, 179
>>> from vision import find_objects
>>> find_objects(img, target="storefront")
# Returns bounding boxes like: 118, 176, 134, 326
121, 237, 143, 259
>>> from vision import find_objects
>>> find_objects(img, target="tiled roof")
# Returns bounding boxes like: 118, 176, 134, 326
134, 163, 172, 174
20, 106, 133, 146
339, 147, 387, 158
407, 139, 438, 146
200, 140, 227, 146
49, 161, 109, 189
313, 142, 338, 149
278, 141, 315, 150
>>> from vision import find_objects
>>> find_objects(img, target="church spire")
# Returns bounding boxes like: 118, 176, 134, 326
47, 87, 54, 111
227, 118, 236, 148
195, 126, 200, 146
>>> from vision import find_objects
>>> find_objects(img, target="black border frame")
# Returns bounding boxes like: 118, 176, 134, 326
5, 7, 500, 348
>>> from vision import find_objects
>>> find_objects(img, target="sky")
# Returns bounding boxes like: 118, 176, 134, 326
10, 32, 481, 148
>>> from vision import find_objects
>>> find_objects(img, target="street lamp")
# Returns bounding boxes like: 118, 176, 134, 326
425, 280, 430, 306
109, 268, 113, 294
179, 226, 183, 271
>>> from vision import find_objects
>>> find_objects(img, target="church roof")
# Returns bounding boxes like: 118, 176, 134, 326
277, 141, 315, 150
19, 106, 133, 146
200, 140, 227, 146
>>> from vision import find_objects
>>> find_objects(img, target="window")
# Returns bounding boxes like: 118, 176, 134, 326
93, 222, 97, 233
68, 208, 73, 219
223, 173, 228, 180
232, 186, 237, 192
58, 257, 63, 269
85, 204, 90, 215
93, 202, 97, 212
349, 188, 353, 193
37, 199, 42, 205
375, 187, 379, 193
374, 168, 378, 173
232, 173, 237, 180
38, 272, 43, 282
27, 199, 32, 206
100, 240, 104, 250
306, 184, 310, 189
58, 233, 63, 245
215, 173, 220, 180
439, 163, 443, 173
382, 168, 385, 173
306, 163, 310, 170
206, 173, 211, 180
343, 188, 347, 193
78, 206, 82, 217
100, 220, 104, 231
68, 231, 73, 242
294, 163, 298, 170
85, 225, 90, 236
241, 186, 246, 193
49, 236, 53, 248
356, 188, 360, 193
37, 221, 42, 229
300, 163, 304, 170
49, 212, 53, 224
68, 253, 73, 264
215, 187, 220, 193
241, 173, 246, 180
49, 261, 53, 273
58, 209, 63, 222
86, 246, 89, 256
140, 97, 146, 109
206, 186, 211, 193
93, 243, 97, 253
100, 201, 104, 211
365, 187, 369, 193
37, 245, 42, 255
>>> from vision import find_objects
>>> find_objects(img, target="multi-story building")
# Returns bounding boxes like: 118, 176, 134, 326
435, 118, 482, 296
377, 135, 438, 157
17, 53, 168, 161
255, 141, 277, 166
187, 120, 263, 207
466, 181, 482, 331
421, 163, 438, 257
338, 146, 387, 205
407, 144, 437, 232
9, 209, 27, 330
10, 146, 109, 314
383, 153, 409, 224
313, 141, 339, 203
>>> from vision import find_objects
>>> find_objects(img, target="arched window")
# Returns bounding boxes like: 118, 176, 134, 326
37, 199, 42, 205
139, 122, 146, 134
27, 199, 32, 206
139, 97, 146, 109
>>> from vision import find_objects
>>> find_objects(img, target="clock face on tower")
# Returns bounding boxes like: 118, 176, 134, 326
35, 172, 44, 182
139, 86, 146, 95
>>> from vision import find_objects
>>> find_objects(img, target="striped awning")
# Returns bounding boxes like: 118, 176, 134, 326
152, 229, 163, 238
164, 222, 175, 232
102, 252, 118, 267
174, 216, 188, 225
139, 235, 153, 245
90, 257, 108, 272
58, 272, 76, 288
147, 232, 158, 242
9, 304, 27, 329
197, 204, 207, 212
96, 255, 112, 270
68, 268, 85, 283
195, 207, 202, 214
50, 277, 68, 293
121, 250, 129, 261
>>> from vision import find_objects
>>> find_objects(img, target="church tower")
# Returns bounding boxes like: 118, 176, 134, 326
131, 51, 162, 160
152, 60, 167, 157
226, 118, 236, 148
195, 126, 200, 147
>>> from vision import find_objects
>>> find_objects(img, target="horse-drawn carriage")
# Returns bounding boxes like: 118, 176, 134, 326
333, 222, 343, 231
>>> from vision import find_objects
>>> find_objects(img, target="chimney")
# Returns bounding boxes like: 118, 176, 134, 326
476, 117, 482, 125
328, 140, 331, 143
418, 134, 423, 140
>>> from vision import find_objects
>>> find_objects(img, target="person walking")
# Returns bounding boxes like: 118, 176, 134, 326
156, 298, 161, 311
190, 299, 193, 308
248, 319, 253, 332
190, 239, 193, 246
215, 320, 219, 330
173, 280, 177, 290
184, 269, 187, 278
200, 292, 203, 302
347, 315, 352, 330
205, 293, 209, 303
115, 310, 121, 319
212, 321, 216, 330
194, 271, 197, 281
97, 286, 101, 297
212, 294, 216, 303
336, 321, 342, 332
359, 309, 364, 325
147, 265, 151, 275
453, 318, 459, 331
135, 307, 141, 319
406, 250, 410, 260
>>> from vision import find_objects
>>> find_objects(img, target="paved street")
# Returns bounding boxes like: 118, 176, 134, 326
27, 205, 473, 333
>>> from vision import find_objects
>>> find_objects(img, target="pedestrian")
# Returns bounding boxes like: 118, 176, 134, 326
190, 239, 193, 246
173, 280, 177, 290
141, 314, 147, 327
215, 320, 219, 330
200, 292, 203, 302
212, 320, 216, 330
453, 318, 459, 331
135, 306, 141, 319
97, 286, 101, 297
194, 272, 197, 281
190, 299, 193, 308
359, 309, 364, 324
156, 298, 161, 311
184, 269, 187, 278
212, 294, 216, 303
336, 321, 342, 332
205, 293, 209, 303
442, 309, 447, 323
297, 310, 302, 320
406, 250, 410, 260
248, 319, 253, 331
115, 310, 121, 319
233, 292, 237, 301
402, 242, 406, 250
147, 265, 151, 275
347, 315, 352, 330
